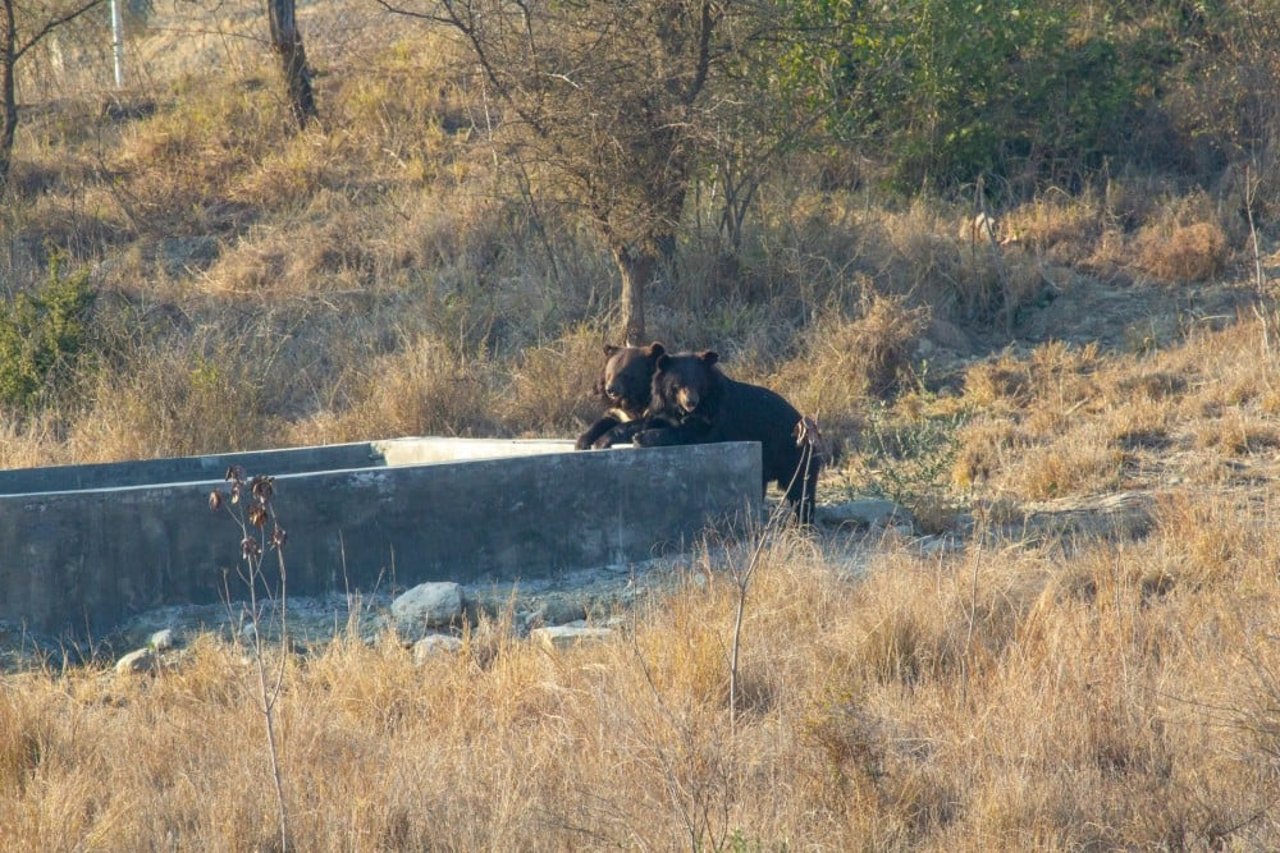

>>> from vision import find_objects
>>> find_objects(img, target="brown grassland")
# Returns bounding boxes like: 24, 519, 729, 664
4, 2, 1280, 849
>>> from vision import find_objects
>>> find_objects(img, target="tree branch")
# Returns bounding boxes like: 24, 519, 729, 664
15, 0, 108, 62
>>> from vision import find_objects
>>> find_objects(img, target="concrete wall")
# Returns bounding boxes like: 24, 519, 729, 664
0, 441, 762, 637
0, 441, 384, 495
0, 437, 581, 496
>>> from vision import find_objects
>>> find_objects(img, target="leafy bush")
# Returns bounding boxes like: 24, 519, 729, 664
780, 0, 1164, 191
849, 399, 969, 532
0, 252, 97, 412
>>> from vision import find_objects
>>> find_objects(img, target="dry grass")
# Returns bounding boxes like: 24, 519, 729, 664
1134, 221, 1231, 283
1001, 189, 1105, 265
4, 6, 1280, 848
945, 317, 1280, 502
772, 290, 929, 452
4, 499, 1280, 849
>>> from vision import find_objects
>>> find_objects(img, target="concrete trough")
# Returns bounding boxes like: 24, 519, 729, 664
0, 438, 762, 637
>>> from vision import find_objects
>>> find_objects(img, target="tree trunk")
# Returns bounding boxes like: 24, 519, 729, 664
0, 0, 17, 193
613, 244, 656, 345
267, 0, 317, 129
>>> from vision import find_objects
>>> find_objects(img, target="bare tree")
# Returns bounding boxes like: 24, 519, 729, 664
0, 0, 105, 194
266, 0, 317, 129
379, 0, 745, 343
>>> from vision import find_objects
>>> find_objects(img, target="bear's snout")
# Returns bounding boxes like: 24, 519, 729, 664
677, 388, 700, 412
605, 382, 624, 400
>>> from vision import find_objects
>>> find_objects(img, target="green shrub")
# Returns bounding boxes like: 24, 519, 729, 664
779, 0, 1163, 191
0, 252, 97, 412
852, 399, 969, 531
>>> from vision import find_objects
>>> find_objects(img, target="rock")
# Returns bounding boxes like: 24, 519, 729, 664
817, 499, 914, 531
531, 625, 612, 651
524, 594, 588, 630
149, 628, 178, 651
391, 582, 465, 640
115, 647, 156, 675
412, 634, 464, 664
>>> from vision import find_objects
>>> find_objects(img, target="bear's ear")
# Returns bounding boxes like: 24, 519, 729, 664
698, 350, 719, 366
603, 344, 621, 358
646, 341, 665, 357
655, 353, 671, 371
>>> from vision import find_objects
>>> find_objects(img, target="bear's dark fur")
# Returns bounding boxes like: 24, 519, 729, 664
575, 341, 667, 450
635, 350, 820, 521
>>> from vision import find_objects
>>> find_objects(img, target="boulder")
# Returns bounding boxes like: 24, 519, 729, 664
149, 628, 178, 651
115, 647, 156, 675
817, 498, 914, 531
412, 634, 464, 664
531, 625, 611, 651
391, 582, 465, 640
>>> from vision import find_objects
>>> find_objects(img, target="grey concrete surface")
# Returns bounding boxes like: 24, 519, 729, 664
0, 440, 761, 637
0, 437, 581, 496
0, 441, 383, 495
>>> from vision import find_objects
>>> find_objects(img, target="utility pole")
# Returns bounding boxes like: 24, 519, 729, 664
109, 0, 124, 87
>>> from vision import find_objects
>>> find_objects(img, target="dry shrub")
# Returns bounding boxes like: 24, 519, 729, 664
952, 242, 1049, 326
1170, 318, 1280, 419
802, 543, 1039, 691
952, 416, 1024, 489
199, 241, 289, 295
200, 204, 383, 296
10, 191, 132, 262
1084, 225, 1132, 274
228, 129, 345, 211
1001, 190, 1103, 265
1125, 189, 1230, 283
67, 345, 277, 462
499, 325, 606, 436
962, 351, 1034, 409
1151, 491, 1263, 590
1192, 410, 1280, 455
867, 201, 1051, 325
772, 292, 928, 451
1114, 370, 1188, 401
1103, 395, 1175, 454
0, 414, 68, 470
288, 335, 500, 445
1134, 220, 1230, 283
112, 75, 286, 220
878, 201, 958, 295
963, 341, 1100, 417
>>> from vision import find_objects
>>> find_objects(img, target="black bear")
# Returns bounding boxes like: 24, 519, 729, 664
635, 350, 821, 522
575, 342, 667, 450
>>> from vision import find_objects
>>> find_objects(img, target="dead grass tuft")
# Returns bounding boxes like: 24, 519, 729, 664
1192, 411, 1280, 455
66, 344, 279, 461
952, 417, 1024, 490
1134, 221, 1231, 283
499, 325, 607, 436
288, 335, 501, 445
772, 291, 928, 452
1001, 190, 1104, 265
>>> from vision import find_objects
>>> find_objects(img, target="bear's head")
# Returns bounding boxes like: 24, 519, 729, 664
653, 350, 720, 415
595, 341, 666, 416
